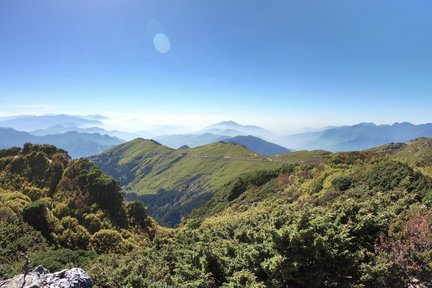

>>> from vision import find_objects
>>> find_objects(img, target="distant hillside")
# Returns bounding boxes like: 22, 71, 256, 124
392, 138, 432, 166
0, 128, 123, 158
225, 135, 291, 155
369, 138, 432, 169
199, 120, 276, 139
155, 133, 290, 155
0, 114, 102, 131
30, 124, 136, 140
282, 122, 432, 151
155, 133, 229, 148
89, 139, 320, 226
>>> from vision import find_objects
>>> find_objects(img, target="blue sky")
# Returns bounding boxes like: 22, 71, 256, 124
0, 0, 431, 132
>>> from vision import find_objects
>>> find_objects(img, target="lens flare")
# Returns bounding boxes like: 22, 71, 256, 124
153, 33, 170, 54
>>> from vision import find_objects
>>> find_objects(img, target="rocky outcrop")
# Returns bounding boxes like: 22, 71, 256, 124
0, 266, 93, 288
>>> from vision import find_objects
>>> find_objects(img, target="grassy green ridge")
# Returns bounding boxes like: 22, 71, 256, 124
91, 139, 329, 195
90, 137, 432, 227
364, 138, 432, 178
185, 137, 432, 227
89, 139, 327, 225
364, 137, 432, 167
391, 138, 432, 166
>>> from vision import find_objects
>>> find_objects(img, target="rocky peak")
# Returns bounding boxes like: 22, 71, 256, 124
0, 266, 93, 288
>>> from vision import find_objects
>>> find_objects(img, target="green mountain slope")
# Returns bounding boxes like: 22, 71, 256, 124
89, 139, 325, 226
365, 138, 432, 177
225, 135, 291, 155
85, 140, 432, 287
0, 143, 157, 279
391, 138, 432, 166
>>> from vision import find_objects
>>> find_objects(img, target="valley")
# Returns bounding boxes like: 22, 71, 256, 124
90, 139, 326, 226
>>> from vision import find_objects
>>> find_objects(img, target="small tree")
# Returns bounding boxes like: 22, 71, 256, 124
332, 176, 352, 192
91, 229, 132, 254
124, 201, 148, 228
22, 200, 53, 240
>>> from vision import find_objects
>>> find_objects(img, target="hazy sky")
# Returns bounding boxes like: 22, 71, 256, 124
0, 0, 431, 132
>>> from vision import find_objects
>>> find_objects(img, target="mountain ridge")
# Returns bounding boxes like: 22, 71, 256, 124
0, 127, 124, 158
89, 138, 325, 225
5, 114, 432, 154
155, 133, 290, 155
0, 114, 102, 131
199, 120, 276, 139
30, 124, 136, 140
281, 122, 432, 151
225, 135, 291, 155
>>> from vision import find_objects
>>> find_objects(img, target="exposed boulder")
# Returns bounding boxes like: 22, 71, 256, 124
0, 266, 93, 288
0, 273, 42, 288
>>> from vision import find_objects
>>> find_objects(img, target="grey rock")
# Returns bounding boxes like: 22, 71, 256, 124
31, 266, 48, 275
0, 273, 42, 288
0, 267, 92, 288
44, 268, 92, 288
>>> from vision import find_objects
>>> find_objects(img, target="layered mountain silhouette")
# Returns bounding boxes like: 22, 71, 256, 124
4, 115, 432, 154
0, 127, 123, 158
198, 120, 276, 139
0, 114, 103, 131
281, 122, 432, 151
30, 124, 136, 140
155, 121, 288, 155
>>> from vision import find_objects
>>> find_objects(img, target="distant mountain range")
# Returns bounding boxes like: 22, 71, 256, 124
0, 114, 103, 131
155, 121, 288, 155
30, 124, 137, 141
0, 127, 123, 158
3, 114, 432, 153
198, 120, 276, 139
281, 122, 432, 151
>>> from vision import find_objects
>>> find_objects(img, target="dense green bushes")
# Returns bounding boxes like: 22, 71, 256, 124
0, 144, 155, 280
187, 165, 297, 226
90, 229, 135, 254
30, 249, 97, 272
83, 159, 432, 287
0, 217, 47, 279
